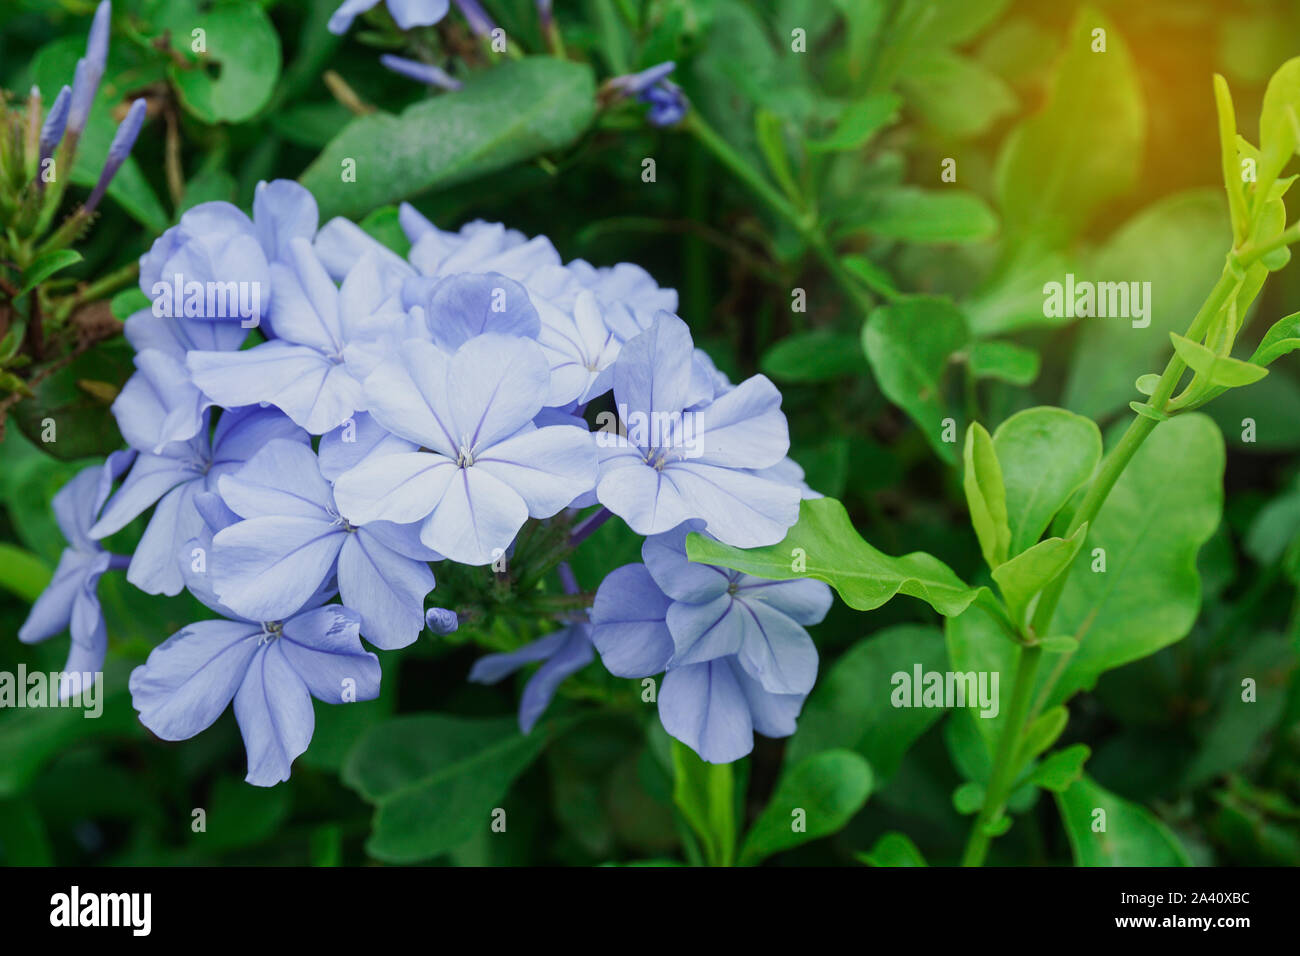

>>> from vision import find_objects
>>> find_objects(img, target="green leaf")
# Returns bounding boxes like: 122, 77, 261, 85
1038, 635, 1079, 653
858, 831, 927, 867
912, 0, 1012, 46
760, 331, 869, 383
342, 714, 556, 862
1257, 57, 1300, 195
671, 739, 736, 867
18, 250, 82, 297
899, 50, 1016, 139
992, 525, 1087, 627
1027, 744, 1090, 793
168, 0, 282, 124
358, 205, 412, 258
194, 776, 291, 852
839, 187, 998, 243
1019, 705, 1069, 762
110, 288, 150, 321
840, 254, 899, 300
301, 57, 595, 220
953, 781, 985, 815
968, 340, 1039, 385
1048, 415, 1225, 701
996, 8, 1143, 248
11, 341, 136, 460
1213, 75, 1249, 243
862, 295, 969, 464
0, 544, 51, 602
963, 422, 1010, 569
1249, 311, 1300, 366
1169, 333, 1268, 388
1055, 774, 1191, 866
686, 497, 984, 617
1064, 190, 1230, 419
1134, 373, 1160, 396
738, 750, 872, 866
786, 624, 947, 779
805, 93, 900, 152
992, 407, 1102, 556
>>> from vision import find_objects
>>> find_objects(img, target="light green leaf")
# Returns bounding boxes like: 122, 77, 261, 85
1055, 774, 1191, 866
738, 750, 872, 866
1018, 705, 1069, 762
992, 525, 1087, 627
964, 422, 1010, 569
1048, 414, 1225, 702
840, 254, 899, 299
671, 739, 736, 867
342, 714, 557, 862
996, 7, 1142, 248
18, 250, 82, 297
301, 58, 596, 219
953, 781, 985, 815
760, 331, 869, 383
911, 0, 1012, 46
858, 831, 927, 867
992, 407, 1102, 556
969, 340, 1039, 385
900, 50, 1016, 139
168, 0, 281, 123
1064, 190, 1229, 419
806, 93, 900, 152
1169, 333, 1268, 388
0, 544, 51, 602
839, 187, 998, 243
1027, 743, 1090, 792
862, 295, 969, 464
755, 108, 801, 202
1257, 57, 1300, 196
786, 624, 947, 778
1249, 311, 1300, 367
686, 497, 984, 617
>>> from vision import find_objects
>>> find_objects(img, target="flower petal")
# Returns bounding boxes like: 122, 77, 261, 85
333, 451, 457, 526
590, 563, 674, 678
338, 531, 435, 649
659, 659, 753, 763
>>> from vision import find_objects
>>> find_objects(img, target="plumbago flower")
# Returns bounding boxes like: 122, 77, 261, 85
89, 406, 308, 596
19, 451, 134, 687
17, 179, 823, 779
332, 334, 597, 564
328, 0, 450, 34
130, 507, 380, 786
588, 523, 832, 762
209, 440, 438, 649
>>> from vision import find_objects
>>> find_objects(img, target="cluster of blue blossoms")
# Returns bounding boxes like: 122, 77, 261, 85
21, 178, 830, 782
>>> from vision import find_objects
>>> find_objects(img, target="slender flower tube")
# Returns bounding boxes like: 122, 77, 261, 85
38, 85, 72, 165
64, 1, 112, 143
452, 0, 495, 37
85, 98, 145, 214
536, 0, 553, 31
380, 54, 462, 90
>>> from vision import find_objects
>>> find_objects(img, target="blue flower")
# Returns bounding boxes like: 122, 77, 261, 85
208, 439, 438, 649
19, 451, 135, 689
187, 240, 406, 434
608, 62, 688, 128
328, 0, 450, 34
594, 313, 801, 547
588, 522, 831, 762
468, 622, 594, 732
130, 549, 380, 787
332, 334, 597, 564
89, 406, 308, 596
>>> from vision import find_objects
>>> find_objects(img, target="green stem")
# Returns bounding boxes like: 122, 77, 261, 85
962, 255, 1243, 866
683, 113, 876, 320
961, 644, 1041, 867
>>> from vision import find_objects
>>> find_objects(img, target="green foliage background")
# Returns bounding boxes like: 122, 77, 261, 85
2, 0, 1300, 866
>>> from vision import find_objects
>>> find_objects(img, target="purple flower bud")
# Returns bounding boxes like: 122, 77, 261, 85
85, 98, 145, 213
425, 607, 459, 635
65, 59, 95, 140
39, 85, 72, 160
536, 0, 553, 31
87, 2, 112, 76
452, 0, 495, 37
608, 61, 677, 97
380, 54, 463, 91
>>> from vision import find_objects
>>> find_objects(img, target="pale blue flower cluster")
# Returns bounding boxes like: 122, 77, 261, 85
21, 179, 825, 781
